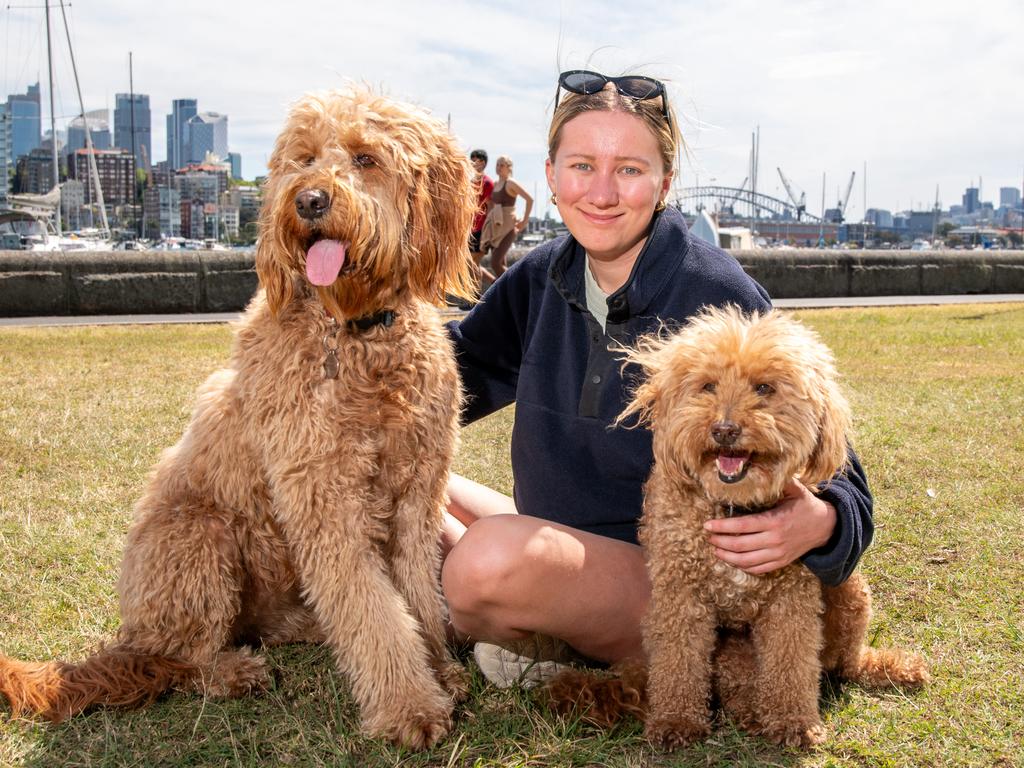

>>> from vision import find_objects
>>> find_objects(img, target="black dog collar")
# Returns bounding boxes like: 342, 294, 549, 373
347, 310, 396, 332
718, 499, 781, 518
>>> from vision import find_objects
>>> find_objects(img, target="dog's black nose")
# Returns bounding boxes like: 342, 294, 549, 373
711, 421, 742, 446
295, 189, 331, 220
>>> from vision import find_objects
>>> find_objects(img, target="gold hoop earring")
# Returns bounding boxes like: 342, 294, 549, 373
550, 194, 558, 205
655, 200, 666, 212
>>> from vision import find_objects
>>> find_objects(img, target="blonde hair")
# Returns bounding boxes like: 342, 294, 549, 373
548, 84, 680, 174
495, 155, 513, 170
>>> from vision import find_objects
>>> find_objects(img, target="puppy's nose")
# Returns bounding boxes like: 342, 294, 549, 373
295, 189, 331, 220
711, 421, 742, 446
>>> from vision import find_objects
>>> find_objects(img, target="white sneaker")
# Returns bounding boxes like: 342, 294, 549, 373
473, 635, 582, 689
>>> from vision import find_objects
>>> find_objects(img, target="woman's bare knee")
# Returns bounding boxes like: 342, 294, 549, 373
442, 516, 526, 637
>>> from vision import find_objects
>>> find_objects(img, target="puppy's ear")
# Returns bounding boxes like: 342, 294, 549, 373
615, 333, 677, 428
802, 375, 852, 486
406, 124, 477, 305
618, 374, 662, 429
255, 172, 293, 316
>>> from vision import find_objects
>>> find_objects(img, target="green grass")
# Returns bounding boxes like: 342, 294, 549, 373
1, 303, 1022, 767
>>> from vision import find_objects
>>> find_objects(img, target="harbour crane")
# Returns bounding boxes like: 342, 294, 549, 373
836, 171, 856, 223
776, 167, 807, 220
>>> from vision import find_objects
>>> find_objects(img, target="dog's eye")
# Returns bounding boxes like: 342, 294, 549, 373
755, 383, 775, 396
299, 155, 316, 167
702, 382, 716, 393
353, 153, 377, 168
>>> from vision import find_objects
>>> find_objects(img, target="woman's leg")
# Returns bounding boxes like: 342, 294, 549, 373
489, 228, 516, 279
442, 474, 649, 664
470, 249, 496, 287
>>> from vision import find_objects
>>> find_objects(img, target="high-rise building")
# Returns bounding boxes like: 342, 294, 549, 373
114, 93, 151, 169
61, 179, 85, 230
865, 208, 894, 228
14, 147, 60, 195
174, 166, 226, 205
0, 107, 10, 203
143, 185, 181, 239
227, 151, 242, 180
7, 82, 41, 161
70, 148, 135, 206
187, 112, 228, 163
166, 98, 197, 170
962, 187, 980, 214
66, 110, 112, 153
999, 187, 1021, 209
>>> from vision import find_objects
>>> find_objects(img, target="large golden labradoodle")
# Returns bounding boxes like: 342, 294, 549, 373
547, 306, 928, 749
0, 89, 476, 749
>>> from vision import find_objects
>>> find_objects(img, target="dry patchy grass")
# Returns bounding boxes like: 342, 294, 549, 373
0, 303, 1022, 767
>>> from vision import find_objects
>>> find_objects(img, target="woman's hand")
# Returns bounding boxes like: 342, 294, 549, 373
515, 219, 527, 233
702, 480, 836, 575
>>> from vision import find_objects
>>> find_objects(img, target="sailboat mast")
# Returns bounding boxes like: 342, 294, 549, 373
58, 0, 109, 235
44, 0, 61, 235
129, 51, 139, 238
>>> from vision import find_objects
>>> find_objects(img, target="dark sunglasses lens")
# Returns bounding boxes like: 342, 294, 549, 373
562, 72, 608, 94
616, 77, 661, 100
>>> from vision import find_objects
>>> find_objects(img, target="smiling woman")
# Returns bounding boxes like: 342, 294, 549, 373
545, 110, 672, 289
440, 70, 875, 693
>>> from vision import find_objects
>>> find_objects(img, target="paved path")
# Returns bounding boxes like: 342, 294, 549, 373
1, 294, 1022, 328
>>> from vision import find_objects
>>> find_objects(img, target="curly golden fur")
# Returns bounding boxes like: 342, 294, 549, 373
0, 89, 476, 750
546, 306, 928, 749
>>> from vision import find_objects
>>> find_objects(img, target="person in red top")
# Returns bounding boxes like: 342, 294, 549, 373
469, 149, 496, 288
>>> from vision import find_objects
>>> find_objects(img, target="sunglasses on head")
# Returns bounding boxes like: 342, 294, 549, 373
555, 70, 672, 129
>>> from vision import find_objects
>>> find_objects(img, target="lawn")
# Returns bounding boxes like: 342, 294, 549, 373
0, 303, 1022, 767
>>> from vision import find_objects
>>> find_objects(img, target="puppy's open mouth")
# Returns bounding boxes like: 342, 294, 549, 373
715, 451, 752, 484
304, 236, 351, 286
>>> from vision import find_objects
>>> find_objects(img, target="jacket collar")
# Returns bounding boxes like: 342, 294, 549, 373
548, 206, 692, 323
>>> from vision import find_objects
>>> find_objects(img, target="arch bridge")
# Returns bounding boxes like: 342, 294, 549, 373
671, 186, 821, 223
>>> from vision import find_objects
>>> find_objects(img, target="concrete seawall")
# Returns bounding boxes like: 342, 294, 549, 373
2, 248, 1023, 317
0, 250, 258, 317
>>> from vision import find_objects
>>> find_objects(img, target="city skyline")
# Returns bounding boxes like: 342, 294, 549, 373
2, 0, 1021, 220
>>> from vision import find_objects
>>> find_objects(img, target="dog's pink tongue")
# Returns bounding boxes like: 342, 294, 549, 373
306, 239, 347, 286
717, 455, 747, 475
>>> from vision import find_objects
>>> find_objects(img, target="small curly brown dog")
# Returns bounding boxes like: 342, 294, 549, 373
547, 306, 928, 749
0, 89, 477, 749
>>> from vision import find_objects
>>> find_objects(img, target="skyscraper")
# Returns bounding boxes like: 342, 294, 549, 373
0, 107, 10, 203
7, 82, 41, 161
999, 187, 1021, 209
187, 112, 228, 163
66, 110, 111, 153
962, 187, 980, 215
166, 98, 197, 170
114, 93, 151, 169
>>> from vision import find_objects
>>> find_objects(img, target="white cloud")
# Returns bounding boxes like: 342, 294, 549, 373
2, 0, 1021, 216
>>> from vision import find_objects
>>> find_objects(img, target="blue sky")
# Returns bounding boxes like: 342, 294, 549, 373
3, 0, 1022, 219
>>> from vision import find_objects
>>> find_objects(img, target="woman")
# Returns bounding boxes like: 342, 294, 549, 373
479, 155, 534, 279
442, 71, 873, 685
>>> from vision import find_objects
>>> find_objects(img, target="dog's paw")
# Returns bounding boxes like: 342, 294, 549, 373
364, 691, 453, 750
644, 714, 710, 750
381, 711, 451, 751
758, 719, 826, 749
194, 649, 271, 698
434, 659, 469, 703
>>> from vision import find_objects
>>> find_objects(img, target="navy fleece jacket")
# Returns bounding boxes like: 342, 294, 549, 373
447, 206, 872, 586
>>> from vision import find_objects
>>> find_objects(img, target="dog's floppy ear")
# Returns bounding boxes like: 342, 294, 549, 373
254, 150, 294, 316
802, 373, 852, 486
406, 123, 477, 305
615, 330, 681, 429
